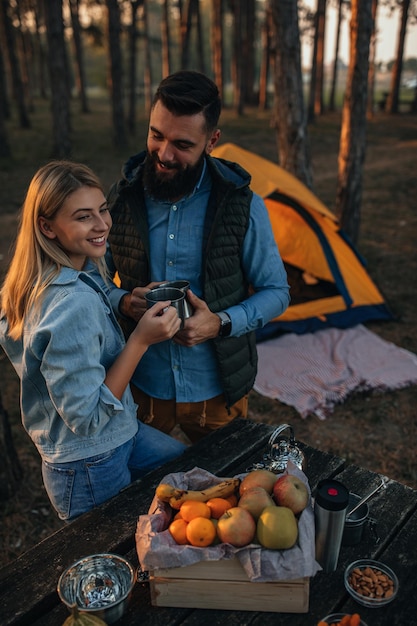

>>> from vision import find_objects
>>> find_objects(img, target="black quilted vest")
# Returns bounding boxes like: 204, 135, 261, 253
108, 153, 258, 407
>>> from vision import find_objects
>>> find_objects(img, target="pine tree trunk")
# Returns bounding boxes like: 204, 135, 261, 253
335, 0, 373, 244
161, 0, 172, 77
386, 0, 410, 114
366, 0, 378, 119
329, 0, 343, 112
0, 44, 11, 158
69, 0, 90, 114
105, 0, 127, 148
0, 0, 30, 128
211, 0, 224, 99
314, 0, 326, 116
269, 0, 313, 189
44, 0, 71, 157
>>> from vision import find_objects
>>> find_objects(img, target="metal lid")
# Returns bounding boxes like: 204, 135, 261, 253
316, 479, 349, 511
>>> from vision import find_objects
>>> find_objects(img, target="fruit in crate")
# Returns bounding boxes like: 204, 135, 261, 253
168, 518, 189, 545
239, 469, 277, 495
156, 477, 240, 509
257, 506, 298, 549
216, 507, 257, 547
206, 497, 233, 519
179, 500, 211, 522
237, 486, 275, 520
272, 474, 309, 514
186, 517, 217, 547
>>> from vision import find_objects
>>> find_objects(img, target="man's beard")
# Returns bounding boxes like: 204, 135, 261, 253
142, 150, 205, 202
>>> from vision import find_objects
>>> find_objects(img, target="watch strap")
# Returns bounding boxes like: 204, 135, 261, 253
216, 311, 232, 337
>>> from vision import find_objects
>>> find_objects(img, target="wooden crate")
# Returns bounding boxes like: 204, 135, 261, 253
150, 557, 309, 612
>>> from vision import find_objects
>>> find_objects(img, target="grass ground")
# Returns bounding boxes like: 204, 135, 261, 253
0, 97, 416, 567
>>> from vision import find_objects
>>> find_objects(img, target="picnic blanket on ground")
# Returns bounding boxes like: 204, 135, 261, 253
254, 324, 417, 419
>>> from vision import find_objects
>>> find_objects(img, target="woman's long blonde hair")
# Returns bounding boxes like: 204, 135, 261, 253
1, 161, 109, 339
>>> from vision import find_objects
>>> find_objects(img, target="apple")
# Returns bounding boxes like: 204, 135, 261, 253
216, 507, 256, 547
272, 474, 309, 515
239, 469, 278, 496
238, 486, 275, 520
257, 505, 298, 550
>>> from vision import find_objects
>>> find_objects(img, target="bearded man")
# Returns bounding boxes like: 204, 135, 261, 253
106, 70, 290, 443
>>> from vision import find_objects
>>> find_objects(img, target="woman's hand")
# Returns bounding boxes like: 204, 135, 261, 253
133, 300, 181, 346
120, 282, 161, 321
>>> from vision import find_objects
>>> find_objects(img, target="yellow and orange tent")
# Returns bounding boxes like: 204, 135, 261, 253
212, 143, 393, 339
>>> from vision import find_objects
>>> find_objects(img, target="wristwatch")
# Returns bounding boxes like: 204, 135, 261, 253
216, 311, 232, 338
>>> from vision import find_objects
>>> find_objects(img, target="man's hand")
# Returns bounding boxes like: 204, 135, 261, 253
174, 290, 221, 346
119, 282, 161, 321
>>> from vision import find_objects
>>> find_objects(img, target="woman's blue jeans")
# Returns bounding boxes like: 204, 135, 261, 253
41, 422, 186, 521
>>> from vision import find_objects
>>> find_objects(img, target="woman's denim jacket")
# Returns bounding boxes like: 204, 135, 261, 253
0, 265, 138, 463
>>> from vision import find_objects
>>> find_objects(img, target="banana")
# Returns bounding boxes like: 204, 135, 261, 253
155, 477, 240, 510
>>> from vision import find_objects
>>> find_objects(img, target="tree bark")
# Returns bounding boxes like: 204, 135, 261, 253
211, 0, 225, 100
269, 0, 313, 189
314, 0, 326, 116
335, 0, 373, 244
242, 0, 257, 106
68, 0, 90, 114
0, 0, 30, 128
230, 0, 244, 115
386, 0, 410, 113
32, 0, 48, 99
44, 0, 71, 158
127, 0, 142, 133
142, 0, 153, 114
180, 0, 192, 69
105, 0, 127, 148
161, 0, 172, 77
328, 0, 344, 112
0, 391, 23, 501
258, 5, 273, 111
0, 56, 11, 157
367, 0, 378, 119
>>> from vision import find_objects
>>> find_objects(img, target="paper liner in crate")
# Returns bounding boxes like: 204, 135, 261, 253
136, 463, 321, 582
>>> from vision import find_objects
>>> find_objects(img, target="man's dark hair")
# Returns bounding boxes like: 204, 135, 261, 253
152, 71, 221, 133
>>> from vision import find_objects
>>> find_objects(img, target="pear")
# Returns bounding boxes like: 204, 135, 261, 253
257, 505, 298, 550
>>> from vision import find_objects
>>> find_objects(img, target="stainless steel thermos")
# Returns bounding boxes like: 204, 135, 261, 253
314, 479, 349, 572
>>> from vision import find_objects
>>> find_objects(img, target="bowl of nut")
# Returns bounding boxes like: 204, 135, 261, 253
318, 613, 368, 626
344, 559, 398, 607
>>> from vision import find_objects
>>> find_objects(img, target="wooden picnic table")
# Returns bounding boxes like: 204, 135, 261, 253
1, 417, 416, 626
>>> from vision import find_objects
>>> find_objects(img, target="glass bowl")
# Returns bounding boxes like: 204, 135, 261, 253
344, 559, 398, 608
320, 614, 368, 626
57, 553, 136, 624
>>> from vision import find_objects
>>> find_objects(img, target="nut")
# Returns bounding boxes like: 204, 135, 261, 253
348, 565, 395, 600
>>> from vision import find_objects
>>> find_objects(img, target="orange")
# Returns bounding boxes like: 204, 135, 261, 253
206, 497, 232, 519
168, 518, 189, 545
225, 493, 238, 507
173, 510, 183, 520
180, 499, 211, 522
186, 516, 217, 547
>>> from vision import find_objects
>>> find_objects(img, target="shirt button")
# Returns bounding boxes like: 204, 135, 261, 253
169, 233, 175, 240
172, 205, 177, 211
168, 260, 174, 266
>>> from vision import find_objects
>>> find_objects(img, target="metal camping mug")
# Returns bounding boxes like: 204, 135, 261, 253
159, 280, 194, 319
342, 492, 369, 546
145, 287, 186, 328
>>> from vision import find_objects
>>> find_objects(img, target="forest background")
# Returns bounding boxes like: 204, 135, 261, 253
0, 0, 416, 566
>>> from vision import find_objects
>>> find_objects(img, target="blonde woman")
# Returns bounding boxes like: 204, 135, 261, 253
0, 161, 185, 521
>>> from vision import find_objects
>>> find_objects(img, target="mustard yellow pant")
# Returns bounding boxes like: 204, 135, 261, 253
131, 385, 248, 444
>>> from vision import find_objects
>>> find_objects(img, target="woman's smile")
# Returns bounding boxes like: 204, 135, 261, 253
39, 186, 112, 270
